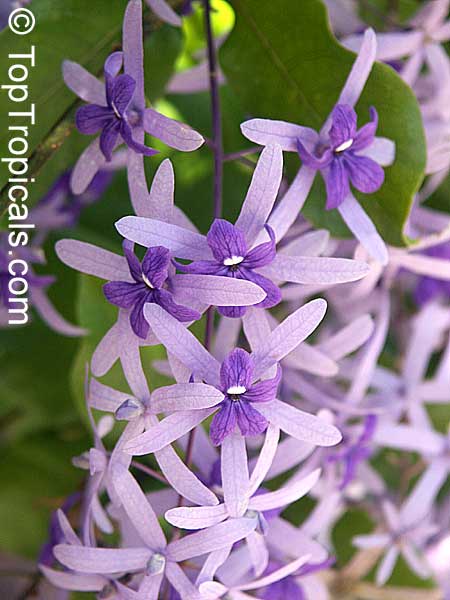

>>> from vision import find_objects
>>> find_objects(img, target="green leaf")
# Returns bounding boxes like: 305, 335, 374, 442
0, 0, 126, 203
0, 432, 88, 558
220, 0, 426, 246
144, 24, 183, 103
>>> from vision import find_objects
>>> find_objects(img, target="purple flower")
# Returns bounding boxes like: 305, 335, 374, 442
210, 348, 281, 445
63, 0, 204, 212
241, 30, 395, 265
177, 220, 281, 318
52, 465, 257, 600
103, 240, 200, 338
75, 54, 158, 162
117, 146, 370, 295
297, 105, 384, 210
123, 301, 341, 456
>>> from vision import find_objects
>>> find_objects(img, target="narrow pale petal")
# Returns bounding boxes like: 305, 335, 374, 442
165, 561, 202, 599
256, 400, 342, 446
336, 28, 377, 110
373, 423, 444, 454
112, 464, 166, 550
55, 239, 131, 281
239, 553, 311, 590
124, 408, 216, 454
343, 30, 423, 61
376, 547, 399, 586
265, 166, 316, 242
337, 193, 388, 265
353, 534, 390, 549
89, 379, 130, 412
123, 0, 145, 110
62, 60, 105, 104
262, 255, 369, 285
127, 147, 151, 217
284, 343, 338, 377
151, 383, 224, 412
318, 314, 374, 360
144, 304, 221, 385
358, 137, 395, 166
91, 321, 121, 376
222, 433, 250, 518
165, 504, 228, 529
402, 545, 431, 580
248, 424, 280, 496
281, 229, 330, 257
145, 158, 175, 221
400, 461, 449, 527
172, 273, 267, 307
54, 545, 150, 574
235, 144, 283, 246
240, 119, 318, 152
167, 518, 256, 562
116, 216, 212, 260
249, 468, 320, 511
144, 108, 204, 151
196, 546, 232, 586
70, 138, 107, 195
246, 530, 269, 577
39, 566, 105, 592
138, 573, 164, 600
253, 299, 327, 378
120, 334, 151, 399
155, 442, 219, 507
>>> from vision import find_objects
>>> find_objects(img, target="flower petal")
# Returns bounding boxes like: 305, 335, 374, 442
124, 408, 216, 454
240, 118, 318, 152
165, 504, 228, 529
221, 432, 250, 518
256, 400, 342, 446
144, 303, 220, 384
345, 153, 385, 194
63, 60, 106, 104
172, 273, 267, 307
116, 216, 212, 260
54, 545, 150, 574
252, 299, 327, 378
235, 144, 283, 246
151, 383, 224, 412
166, 518, 257, 562
337, 193, 388, 265
144, 107, 204, 151
249, 468, 320, 512
55, 239, 132, 281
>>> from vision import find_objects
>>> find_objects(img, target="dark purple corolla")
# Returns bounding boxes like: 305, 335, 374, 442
103, 240, 200, 338
176, 219, 281, 318
76, 54, 158, 162
297, 104, 384, 209
210, 348, 281, 446
415, 242, 450, 306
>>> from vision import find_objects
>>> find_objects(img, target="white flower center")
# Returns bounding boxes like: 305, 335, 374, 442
227, 385, 246, 396
223, 255, 244, 267
142, 273, 154, 288
334, 138, 353, 153
111, 101, 122, 119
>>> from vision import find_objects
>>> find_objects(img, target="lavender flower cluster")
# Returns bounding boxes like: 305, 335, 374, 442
7, 0, 450, 597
